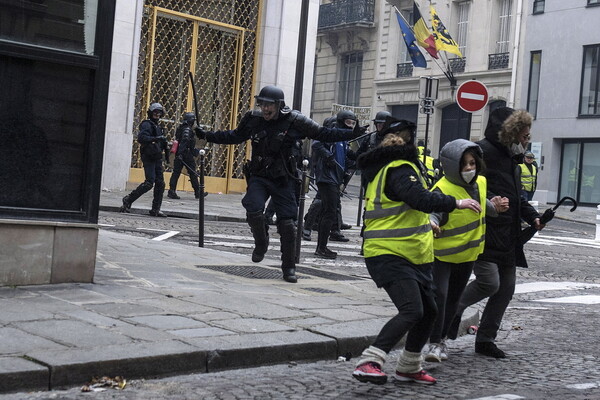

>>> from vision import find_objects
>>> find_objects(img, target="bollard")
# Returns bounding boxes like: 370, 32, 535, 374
596, 205, 600, 242
198, 149, 205, 248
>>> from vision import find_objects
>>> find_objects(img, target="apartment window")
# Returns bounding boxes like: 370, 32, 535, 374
496, 0, 513, 54
527, 51, 542, 118
339, 52, 363, 106
579, 45, 600, 116
533, 0, 545, 14
588, 0, 600, 6
456, 1, 470, 58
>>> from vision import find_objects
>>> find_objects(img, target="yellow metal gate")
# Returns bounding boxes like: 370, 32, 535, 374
131, 1, 262, 194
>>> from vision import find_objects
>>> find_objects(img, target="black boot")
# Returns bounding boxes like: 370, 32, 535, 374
278, 219, 297, 283
167, 189, 180, 199
149, 209, 167, 217
120, 181, 153, 213
247, 211, 269, 262
152, 179, 165, 212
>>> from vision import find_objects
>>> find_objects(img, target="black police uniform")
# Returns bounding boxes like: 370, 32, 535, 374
169, 120, 200, 198
121, 104, 169, 217
198, 107, 363, 282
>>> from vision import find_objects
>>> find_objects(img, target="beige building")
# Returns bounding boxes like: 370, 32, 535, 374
312, 0, 528, 156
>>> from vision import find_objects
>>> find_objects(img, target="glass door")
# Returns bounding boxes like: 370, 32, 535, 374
559, 142, 581, 201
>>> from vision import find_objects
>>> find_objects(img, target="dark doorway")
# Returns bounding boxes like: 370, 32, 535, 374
440, 103, 472, 148
391, 104, 419, 124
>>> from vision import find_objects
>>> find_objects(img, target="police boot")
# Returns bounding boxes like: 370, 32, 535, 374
150, 180, 166, 217
120, 181, 153, 212
167, 189, 180, 199
278, 219, 297, 283
247, 211, 269, 262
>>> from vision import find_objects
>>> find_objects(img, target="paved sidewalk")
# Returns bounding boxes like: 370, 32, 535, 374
0, 184, 596, 394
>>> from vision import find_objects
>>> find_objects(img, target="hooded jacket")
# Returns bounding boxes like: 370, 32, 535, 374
477, 107, 539, 267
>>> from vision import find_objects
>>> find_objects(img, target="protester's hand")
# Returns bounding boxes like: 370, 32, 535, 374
456, 198, 482, 213
533, 217, 545, 231
491, 195, 510, 213
353, 124, 368, 136
430, 221, 441, 238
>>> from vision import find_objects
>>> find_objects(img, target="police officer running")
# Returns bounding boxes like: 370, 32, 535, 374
120, 103, 169, 217
168, 112, 204, 200
196, 85, 365, 283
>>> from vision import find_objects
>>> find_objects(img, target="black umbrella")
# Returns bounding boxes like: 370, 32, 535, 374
520, 196, 578, 245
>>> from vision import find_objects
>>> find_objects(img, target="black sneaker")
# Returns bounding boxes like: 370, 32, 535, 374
119, 196, 132, 213
329, 232, 349, 242
302, 229, 312, 241
149, 209, 167, 218
167, 190, 180, 199
475, 342, 506, 358
340, 223, 352, 230
315, 247, 337, 259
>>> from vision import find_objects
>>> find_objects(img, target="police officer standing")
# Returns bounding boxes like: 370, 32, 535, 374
168, 112, 204, 200
120, 103, 169, 217
196, 85, 365, 283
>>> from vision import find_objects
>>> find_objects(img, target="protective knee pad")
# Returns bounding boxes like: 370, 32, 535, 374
154, 180, 165, 192
140, 181, 154, 191
277, 218, 296, 241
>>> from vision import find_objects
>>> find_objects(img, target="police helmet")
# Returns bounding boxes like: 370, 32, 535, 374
148, 103, 164, 118
255, 85, 285, 109
183, 112, 196, 125
380, 116, 417, 144
336, 110, 357, 123
373, 110, 392, 123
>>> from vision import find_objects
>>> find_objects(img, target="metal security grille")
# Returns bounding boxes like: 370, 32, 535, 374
132, 0, 262, 193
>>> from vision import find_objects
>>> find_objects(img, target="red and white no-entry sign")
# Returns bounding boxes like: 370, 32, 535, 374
456, 80, 489, 113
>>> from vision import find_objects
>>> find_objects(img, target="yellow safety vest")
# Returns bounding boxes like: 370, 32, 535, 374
431, 176, 487, 263
363, 160, 433, 264
520, 163, 537, 192
418, 146, 436, 179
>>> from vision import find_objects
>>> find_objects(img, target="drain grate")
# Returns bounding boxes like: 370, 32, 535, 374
197, 265, 310, 280
303, 287, 340, 294
296, 266, 363, 281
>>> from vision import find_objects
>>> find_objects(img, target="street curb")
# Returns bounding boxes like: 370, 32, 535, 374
99, 206, 246, 223
0, 357, 48, 393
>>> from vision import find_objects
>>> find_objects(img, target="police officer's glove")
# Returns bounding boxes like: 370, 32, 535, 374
194, 127, 206, 140
193, 148, 200, 157
353, 124, 369, 136
155, 135, 167, 143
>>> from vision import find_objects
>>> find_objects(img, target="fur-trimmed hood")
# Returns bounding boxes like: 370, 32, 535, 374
357, 144, 419, 185
484, 107, 533, 148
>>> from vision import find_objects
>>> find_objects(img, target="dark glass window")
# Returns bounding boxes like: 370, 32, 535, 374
0, 0, 98, 54
588, 0, 600, 6
0, 55, 92, 211
339, 52, 363, 106
579, 44, 600, 116
533, 0, 545, 14
527, 51, 542, 118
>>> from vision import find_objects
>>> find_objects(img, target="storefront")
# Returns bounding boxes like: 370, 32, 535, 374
559, 140, 600, 205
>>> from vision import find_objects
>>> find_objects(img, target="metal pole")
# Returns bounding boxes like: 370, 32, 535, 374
198, 149, 205, 247
295, 159, 309, 263
292, 0, 310, 111
356, 184, 364, 227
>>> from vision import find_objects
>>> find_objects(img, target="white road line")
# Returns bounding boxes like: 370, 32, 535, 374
98, 223, 115, 227
514, 281, 600, 294
152, 231, 180, 241
535, 295, 600, 304
137, 227, 169, 232
460, 92, 485, 101
566, 381, 600, 389
468, 395, 524, 400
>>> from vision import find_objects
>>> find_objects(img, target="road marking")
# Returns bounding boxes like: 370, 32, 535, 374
515, 281, 600, 294
528, 234, 600, 249
468, 395, 524, 400
137, 227, 169, 232
566, 381, 600, 389
98, 223, 115, 227
535, 295, 600, 304
460, 92, 486, 101
152, 231, 180, 241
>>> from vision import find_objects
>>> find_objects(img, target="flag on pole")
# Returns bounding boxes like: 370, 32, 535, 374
412, 3, 438, 59
430, 5, 463, 58
396, 11, 427, 68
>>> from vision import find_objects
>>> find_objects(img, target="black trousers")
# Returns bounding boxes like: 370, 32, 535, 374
316, 182, 339, 249
169, 155, 199, 193
372, 278, 438, 353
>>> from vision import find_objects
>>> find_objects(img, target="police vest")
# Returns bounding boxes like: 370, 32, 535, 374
363, 159, 433, 265
520, 164, 537, 191
431, 176, 487, 263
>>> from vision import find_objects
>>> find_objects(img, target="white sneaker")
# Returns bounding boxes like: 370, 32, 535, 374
424, 343, 443, 362
439, 340, 448, 361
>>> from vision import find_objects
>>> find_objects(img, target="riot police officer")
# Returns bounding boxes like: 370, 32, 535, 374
196, 85, 365, 283
120, 103, 169, 217
168, 112, 203, 200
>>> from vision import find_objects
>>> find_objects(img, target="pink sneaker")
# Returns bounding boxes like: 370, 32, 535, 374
395, 369, 437, 385
352, 362, 388, 385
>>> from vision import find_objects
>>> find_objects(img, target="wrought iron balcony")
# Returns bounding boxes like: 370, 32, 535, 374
318, 0, 375, 31
397, 62, 414, 78
488, 52, 510, 70
449, 57, 466, 73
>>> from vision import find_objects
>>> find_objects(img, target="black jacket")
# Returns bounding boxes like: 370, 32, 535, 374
477, 110, 540, 267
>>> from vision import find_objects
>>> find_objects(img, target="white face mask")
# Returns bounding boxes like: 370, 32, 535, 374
511, 143, 526, 156
461, 170, 477, 184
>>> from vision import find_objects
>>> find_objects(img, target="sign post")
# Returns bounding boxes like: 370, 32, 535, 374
456, 80, 489, 113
